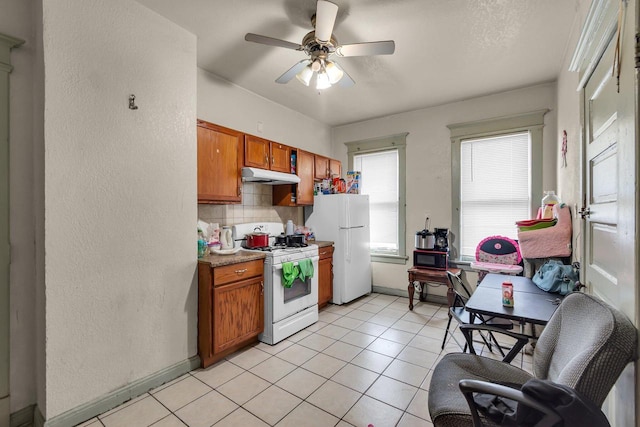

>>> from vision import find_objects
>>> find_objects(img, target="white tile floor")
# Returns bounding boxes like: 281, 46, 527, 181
77, 293, 533, 427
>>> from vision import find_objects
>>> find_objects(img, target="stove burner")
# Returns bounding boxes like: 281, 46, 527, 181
245, 243, 309, 251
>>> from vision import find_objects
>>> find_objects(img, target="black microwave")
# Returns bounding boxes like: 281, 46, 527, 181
413, 249, 448, 270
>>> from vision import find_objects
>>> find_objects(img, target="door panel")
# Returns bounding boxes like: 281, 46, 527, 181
584, 36, 621, 307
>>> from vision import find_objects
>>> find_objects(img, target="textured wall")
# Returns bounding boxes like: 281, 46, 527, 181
332, 82, 558, 295
42, 0, 197, 418
556, 0, 590, 263
197, 69, 331, 156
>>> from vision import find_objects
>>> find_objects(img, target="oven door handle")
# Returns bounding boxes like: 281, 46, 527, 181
272, 256, 320, 271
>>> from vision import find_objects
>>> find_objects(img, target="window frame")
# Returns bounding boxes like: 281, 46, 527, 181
345, 133, 408, 264
448, 110, 548, 262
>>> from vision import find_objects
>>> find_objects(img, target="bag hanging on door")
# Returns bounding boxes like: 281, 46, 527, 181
532, 260, 579, 295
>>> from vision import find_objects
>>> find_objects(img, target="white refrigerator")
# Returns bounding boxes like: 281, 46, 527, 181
305, 194, 372, 304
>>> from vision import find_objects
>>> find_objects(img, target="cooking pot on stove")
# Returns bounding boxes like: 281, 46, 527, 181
275, 234, 287, 246
245, 232, 270, 248
286, 234, 306, 247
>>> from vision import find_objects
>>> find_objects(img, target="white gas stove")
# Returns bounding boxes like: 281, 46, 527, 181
232, 222, 319, 345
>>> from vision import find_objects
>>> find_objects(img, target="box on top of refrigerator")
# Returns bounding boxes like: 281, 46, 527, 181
346, 171, 360, 194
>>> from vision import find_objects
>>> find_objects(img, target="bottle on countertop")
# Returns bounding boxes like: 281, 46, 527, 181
285, 220, 294, 236
197, 228, 207, 258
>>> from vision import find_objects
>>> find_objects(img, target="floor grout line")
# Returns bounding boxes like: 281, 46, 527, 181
83, 292, 535, 426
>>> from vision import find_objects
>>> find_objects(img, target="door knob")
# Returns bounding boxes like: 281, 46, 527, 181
579, 206, 591, 219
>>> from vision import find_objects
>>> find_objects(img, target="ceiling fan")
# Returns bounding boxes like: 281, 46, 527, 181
245, 0, 395, 90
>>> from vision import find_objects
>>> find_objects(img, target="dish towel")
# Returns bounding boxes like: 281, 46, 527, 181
298, 258, 315, 281
281, 262, 299, 288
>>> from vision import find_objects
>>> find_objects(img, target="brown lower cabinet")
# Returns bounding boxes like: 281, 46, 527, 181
318, 245, 334, 308
198, 259, 264, 368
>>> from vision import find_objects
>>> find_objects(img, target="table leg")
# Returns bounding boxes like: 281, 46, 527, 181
408, 281, 414, 311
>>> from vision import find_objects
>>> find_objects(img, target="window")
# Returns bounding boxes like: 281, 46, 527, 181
460, 132, 530, 258
346, 133, 407, 263
449, 110, 547, 261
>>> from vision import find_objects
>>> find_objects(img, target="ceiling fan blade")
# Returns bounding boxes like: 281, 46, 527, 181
335, 40, 395, 57
276, 60, 311, 84
314, 1, 339, 43
333, 62, 355, 87
245, 33, 303, 51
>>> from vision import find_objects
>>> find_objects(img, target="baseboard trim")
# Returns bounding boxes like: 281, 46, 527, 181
10, 404, 35, 427
33, 407, 43, 427
43, 355, 200, 427
372, 285, 448, 306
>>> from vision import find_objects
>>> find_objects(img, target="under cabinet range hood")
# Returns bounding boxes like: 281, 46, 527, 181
241, 167, 301, 185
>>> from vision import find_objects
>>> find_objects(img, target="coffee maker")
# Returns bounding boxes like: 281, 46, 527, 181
434, 228, 449, 251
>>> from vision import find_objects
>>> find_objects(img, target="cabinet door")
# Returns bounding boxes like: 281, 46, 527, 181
197, 122, 242, 203
244, 135, 270, 169
213, 277, 264, 354
329, 159, 342, 179
314, 155, 330, 180
297, 150, 315, 205
270, 142, 290, 173
318, 246, 334, 308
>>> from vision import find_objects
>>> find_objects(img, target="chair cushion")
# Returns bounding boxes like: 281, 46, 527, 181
470, 261, 523, 274
428, 353, 533, 426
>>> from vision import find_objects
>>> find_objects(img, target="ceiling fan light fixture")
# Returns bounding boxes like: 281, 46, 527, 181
310, 59, 322, 72
316, 71, 331, 90
296, 65, 313, 86
325, 61, 343, 84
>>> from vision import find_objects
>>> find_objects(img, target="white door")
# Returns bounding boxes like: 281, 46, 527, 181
581, 7, 636, 425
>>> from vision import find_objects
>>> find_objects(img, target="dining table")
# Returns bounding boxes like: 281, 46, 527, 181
465, 273, 564, 336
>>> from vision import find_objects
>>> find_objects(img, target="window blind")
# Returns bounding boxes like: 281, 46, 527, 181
354, 150, 399, 254
460, 132, 530, 258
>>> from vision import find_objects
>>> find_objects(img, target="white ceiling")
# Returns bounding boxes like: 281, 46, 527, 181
136, 0, 580, 126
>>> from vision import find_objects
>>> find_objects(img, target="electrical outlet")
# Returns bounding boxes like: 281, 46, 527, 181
257, 121, 264, 133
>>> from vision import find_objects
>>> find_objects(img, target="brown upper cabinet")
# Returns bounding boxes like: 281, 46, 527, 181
270, 142, 291, 173
330, 158, 342, 179
273, 149, 314, 207
197, 120, 243, 204
314, 155, 330, 180
244, 135, 291, 173
314, 155, 342, 180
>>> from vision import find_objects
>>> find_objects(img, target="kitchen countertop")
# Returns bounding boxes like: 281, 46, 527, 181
312, 240, 334, 248
198, 250, 267, 268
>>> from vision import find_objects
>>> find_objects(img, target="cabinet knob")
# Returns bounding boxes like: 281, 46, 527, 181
260, 281, 264, 295
320, 251, 327, 255
272, 155, 275, 165
234, 268, 248, 275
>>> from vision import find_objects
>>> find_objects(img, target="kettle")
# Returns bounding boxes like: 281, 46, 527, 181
415, 217, 435, 250
220, 226, 233, 249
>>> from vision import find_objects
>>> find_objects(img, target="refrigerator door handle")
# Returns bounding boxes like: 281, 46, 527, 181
339, 225, 364, 229
345, 227, 351, 263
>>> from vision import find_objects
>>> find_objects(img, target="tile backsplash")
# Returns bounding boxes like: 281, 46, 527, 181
198, 183, 302, 229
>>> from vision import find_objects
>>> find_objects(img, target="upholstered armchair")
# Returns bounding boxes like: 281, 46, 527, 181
428, 292, 637, 426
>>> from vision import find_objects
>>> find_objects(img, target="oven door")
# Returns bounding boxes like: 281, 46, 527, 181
271, 256, 319, 323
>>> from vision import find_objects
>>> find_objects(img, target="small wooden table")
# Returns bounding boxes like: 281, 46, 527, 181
407, 267, 461, 310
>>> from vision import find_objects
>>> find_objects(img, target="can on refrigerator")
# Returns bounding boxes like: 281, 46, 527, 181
502, 281, 514, 307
